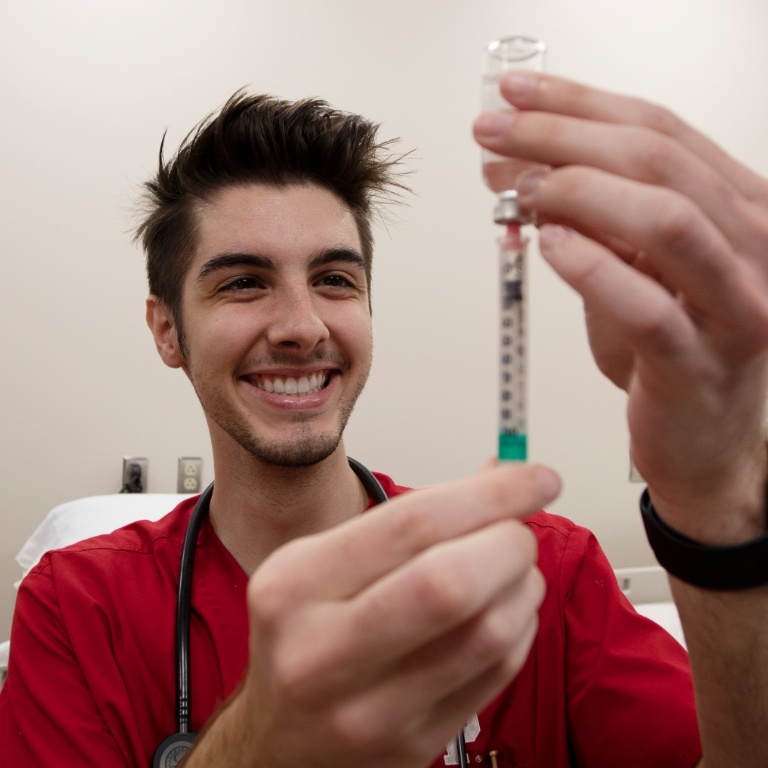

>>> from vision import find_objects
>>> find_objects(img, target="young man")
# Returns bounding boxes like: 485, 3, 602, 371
1, 80, 767, 767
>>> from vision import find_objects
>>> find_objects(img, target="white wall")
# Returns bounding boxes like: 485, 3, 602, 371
2, 0, 768, 641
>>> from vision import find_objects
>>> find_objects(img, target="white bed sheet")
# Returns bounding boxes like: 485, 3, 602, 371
635, 601, 686, 648
1, 493, 194, 688
15, 493, 193, 586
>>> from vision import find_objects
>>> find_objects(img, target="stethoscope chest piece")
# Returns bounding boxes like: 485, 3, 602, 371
152, 732, 197, 768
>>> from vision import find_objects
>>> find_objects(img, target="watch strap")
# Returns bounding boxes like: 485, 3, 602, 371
640, 488, 768, 591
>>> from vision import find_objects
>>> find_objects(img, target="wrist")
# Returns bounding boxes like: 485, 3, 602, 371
640, 441, 768, 546
183, 683, 264, 768
649, 487, 767, 546
640, 487, 768, 591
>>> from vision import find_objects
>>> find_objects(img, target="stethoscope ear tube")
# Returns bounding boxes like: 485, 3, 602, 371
347, 456, 389, 505
175, 481, 214, 735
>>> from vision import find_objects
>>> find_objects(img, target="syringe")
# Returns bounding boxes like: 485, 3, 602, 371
494, 190, 528, 462
481, 37, 543, 464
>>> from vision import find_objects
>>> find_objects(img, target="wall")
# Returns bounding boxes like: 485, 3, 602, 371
2, 0, 768, 641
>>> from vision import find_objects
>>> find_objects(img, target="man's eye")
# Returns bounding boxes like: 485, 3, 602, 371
223, 276, 262, 292
321, 274, 354, 288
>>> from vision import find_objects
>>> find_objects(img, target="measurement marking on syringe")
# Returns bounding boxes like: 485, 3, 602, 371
498, 229, 527, 461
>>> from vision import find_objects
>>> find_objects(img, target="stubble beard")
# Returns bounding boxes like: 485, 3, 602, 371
190, 363, 369, 469
214, 398, 359, 468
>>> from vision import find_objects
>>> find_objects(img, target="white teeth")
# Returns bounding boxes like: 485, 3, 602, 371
256, 373, 327, 395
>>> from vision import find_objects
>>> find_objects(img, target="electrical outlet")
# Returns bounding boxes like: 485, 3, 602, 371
122, 456, 148, 493
178, 457, 203, 494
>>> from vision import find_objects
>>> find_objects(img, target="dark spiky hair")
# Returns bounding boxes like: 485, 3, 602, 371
135, 90, 408, 331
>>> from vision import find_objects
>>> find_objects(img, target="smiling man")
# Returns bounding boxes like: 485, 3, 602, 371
163, 185, 372, 469
3, 85, 768, 767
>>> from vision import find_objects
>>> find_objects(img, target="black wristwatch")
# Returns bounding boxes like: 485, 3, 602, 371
640, 488, 768, 590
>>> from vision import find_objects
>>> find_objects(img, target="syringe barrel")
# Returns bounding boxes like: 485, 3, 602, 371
498, 224, 528, 462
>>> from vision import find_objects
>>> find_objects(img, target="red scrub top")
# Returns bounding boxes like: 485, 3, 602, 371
0, 474, 700, 767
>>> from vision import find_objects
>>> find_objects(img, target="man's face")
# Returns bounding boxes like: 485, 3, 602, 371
151, 183, 373, 467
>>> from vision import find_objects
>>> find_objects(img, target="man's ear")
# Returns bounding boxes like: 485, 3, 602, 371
146, 296, 185, 369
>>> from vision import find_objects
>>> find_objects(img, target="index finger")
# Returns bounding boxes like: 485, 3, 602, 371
495, 72, 766, 201
256, 463, 561, 600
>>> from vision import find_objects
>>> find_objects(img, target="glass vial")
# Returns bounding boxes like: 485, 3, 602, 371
482, 36, 546, 194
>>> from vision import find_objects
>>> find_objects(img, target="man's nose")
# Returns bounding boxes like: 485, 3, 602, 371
264, 285, 330, 350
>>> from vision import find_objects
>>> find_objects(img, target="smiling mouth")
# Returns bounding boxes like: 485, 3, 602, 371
253, 372, 330, 395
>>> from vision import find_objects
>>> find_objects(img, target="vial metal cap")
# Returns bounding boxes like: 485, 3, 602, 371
493, 190, 529, 224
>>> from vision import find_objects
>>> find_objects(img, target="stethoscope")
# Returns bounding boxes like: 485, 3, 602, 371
153, 456, 389, 768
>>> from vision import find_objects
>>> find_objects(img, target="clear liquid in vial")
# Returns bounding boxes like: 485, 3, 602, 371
481, 73, 540, 194
482, 156, 538, 194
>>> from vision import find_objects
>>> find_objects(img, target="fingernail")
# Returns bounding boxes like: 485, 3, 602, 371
475, 109, 516, 137
501, 71, 538, 98
534, 467, 562, 500
538, 225, 575, 265
515, 167, 550, 198
539, 224, 571, 249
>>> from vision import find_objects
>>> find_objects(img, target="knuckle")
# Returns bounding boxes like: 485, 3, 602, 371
631, 300, 683, 353
646, 102, 686, 140
477, 576, 541, 659
499, 612, 540, 677
471, 616, 516, 662
263, 605, 356, 707
481, 565, 543, 653
269, 636, 330, 708
247, 569, 289, 627
480, 467, 525, 516
247, 539, 310, 625
388, 501, 442, 554
651, 197, 701, 250
411, 557, 472, 623
327, 701, 388, 755
270, 651, 308, 702
636, 131, 679, 182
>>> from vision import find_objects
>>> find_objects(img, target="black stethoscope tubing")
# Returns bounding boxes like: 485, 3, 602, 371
153, 457, 389, 767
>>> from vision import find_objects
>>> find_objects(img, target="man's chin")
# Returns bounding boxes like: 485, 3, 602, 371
206, 400, 356, 469
258, 443, 339, 468
238, 430, 343, 469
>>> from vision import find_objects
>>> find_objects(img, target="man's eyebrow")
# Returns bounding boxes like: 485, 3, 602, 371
197, 253, 275, 281
308, 248, 366, 271
196, 248, 366, 283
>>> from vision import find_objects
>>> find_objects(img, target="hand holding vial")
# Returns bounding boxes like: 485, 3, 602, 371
473, 66, 768, 766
